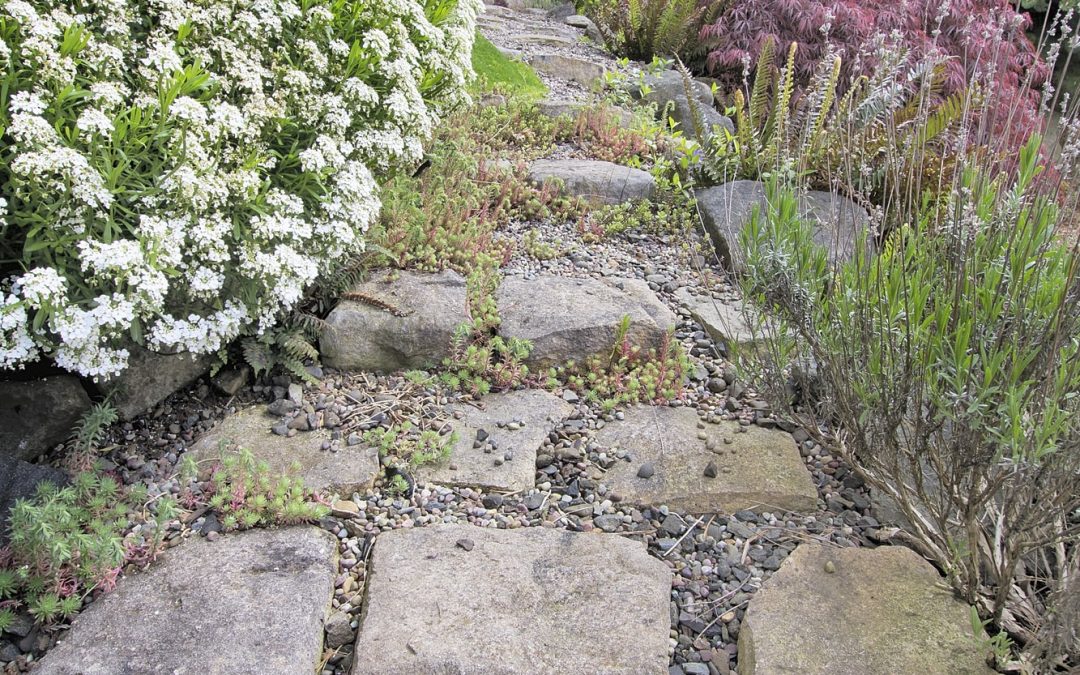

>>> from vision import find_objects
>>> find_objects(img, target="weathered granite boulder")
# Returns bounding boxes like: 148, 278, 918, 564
528, 159, 655, 204
321, 270, 469, 373
189, 407, 380, 493
0, 376, 90, 461
100, 345, 212, 420
595, 406, 818, 513
415, 389, 573, 492
497, 275, 676, 369
527, 53, 606, 86
36, 527, 337, 675
352, 525, 670, 674
625, 70, 733, 140
739, 544, 995, 675
0, 456, 68, 543
695, 180, 870, 272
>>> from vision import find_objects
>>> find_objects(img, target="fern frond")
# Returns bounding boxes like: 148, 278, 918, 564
676, 60, 707, 143
807, 55, 841, 152
242, 338, 273, 377
768, 41, 798, 168
733, 88, 753, 158
748, 36, 776, 133
909, 89, 969, 148
279, 331, 319, 363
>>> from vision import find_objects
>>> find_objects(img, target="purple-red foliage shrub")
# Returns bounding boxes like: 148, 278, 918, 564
701, 0, 1050, 146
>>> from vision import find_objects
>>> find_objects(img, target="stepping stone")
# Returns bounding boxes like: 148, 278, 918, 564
0, 456, 67, 544
512, 32, 576, 46
0, 376, 89, 462
101, 345, 212, 420
739, 544, 995, 674
189, 407, 380, 494
674, 288, 765, 348
36, 527, 337, 675
415, 389, 573, 491
352, 525, 670, 674
321, 269, 469, 372
528, 158, 654, 204
695, 180, 870, 273
497, 275, 676, 369
526, 53, 606, 87
594, 406, 817, 513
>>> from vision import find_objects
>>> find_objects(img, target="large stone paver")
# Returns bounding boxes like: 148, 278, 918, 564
695, 180, 869, 272
352, 525, 670, 674
36, 527, 337, 675
415, 389, 573, 491
321, 270, 469, 372
189, 407, 379, 493
595, 406, 817, 513
497, 275, 676, 369
528, 159, 654, 204
739, 544, 994, 675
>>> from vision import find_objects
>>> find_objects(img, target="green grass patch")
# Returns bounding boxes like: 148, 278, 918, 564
471, 33, 547, 100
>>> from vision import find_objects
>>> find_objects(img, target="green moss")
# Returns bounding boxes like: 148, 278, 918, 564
471, 33, 547, 100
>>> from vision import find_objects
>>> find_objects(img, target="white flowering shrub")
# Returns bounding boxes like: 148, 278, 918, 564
0, 0, 480, 378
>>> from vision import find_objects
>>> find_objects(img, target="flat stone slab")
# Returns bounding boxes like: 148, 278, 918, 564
739, 544, 995, 674
0, 376, 89, 461
497, 275, 676, 369
352, 525, 670, 674
321, 269, 469, 372
675, 288, 763, 348
695, 180, 869, 272
527, 53, 606, 87
528, 159, 654, 204
37, 527, 337, 675
415, 389, 573, 491
595, 406, 817, 513
512, 32, 576, 46
189, 407, 379, 494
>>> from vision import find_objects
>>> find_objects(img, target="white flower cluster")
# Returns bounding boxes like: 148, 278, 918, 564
0, 0, 480, 379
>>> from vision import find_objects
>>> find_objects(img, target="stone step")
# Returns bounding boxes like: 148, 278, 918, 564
323, 272, 674, 374
36, 527, 337, 675
415, 389, 574, 492
593, 406, 818, 514
528, 158, 654, 205
351, 524, 671, 674
525, 53, 606, 87
739, 544, 995, 674
497, 274, 676, 369
190, 406, 380, 494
